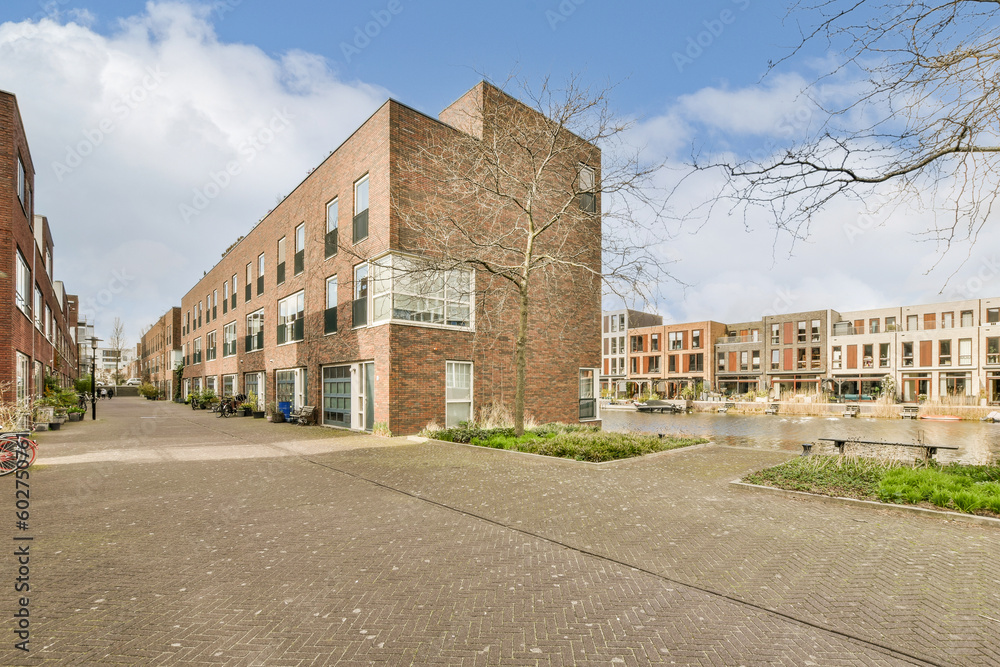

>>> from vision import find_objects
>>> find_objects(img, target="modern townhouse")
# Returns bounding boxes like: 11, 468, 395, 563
828, 307, 901, 398
178, 82, 601, 434
763, 310, 834, 397
714, 320, 764, 395
601, 308, 661, 396
139, 306, 182, 396
895, 299, 982, 401
626, 321, 726, 398
2, 90, 80, 403
982, 297, 1000, 404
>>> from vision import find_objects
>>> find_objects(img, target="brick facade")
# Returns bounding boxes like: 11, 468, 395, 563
176, 82, 601, 433
139, 307, 181, 396
0, 91, 79, 403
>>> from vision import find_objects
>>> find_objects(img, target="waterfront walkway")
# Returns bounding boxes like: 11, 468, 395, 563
4, 397, 999, 664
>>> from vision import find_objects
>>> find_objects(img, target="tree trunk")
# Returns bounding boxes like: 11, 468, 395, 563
514, 281, 529, 437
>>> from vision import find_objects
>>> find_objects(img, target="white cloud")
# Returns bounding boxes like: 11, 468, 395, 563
0, 2, 387, 341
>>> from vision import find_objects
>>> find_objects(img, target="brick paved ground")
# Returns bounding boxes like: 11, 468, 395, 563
1, 397, 997, 665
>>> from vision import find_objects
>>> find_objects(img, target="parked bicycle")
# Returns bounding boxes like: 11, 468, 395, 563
0, 432, 37, 475
216, 394, 244, 418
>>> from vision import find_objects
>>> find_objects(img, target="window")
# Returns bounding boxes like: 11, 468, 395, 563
811, 319, 821, 342
222, 374, 235, 397
223, 322, 237, 357
907, 314, 918, 331
962, 310, 975, 327
941, 372, 972, 397
989, 308, 1000, 324
193, 337, 202, 364
578, 165, 596, 213
610, 358, 617, 374
277, 291, 305, 344
16, 156, 26, 210
689, 353, 704, 372
257, 253, 265, 295
692, 330, 702, 349
870, 318, 880, 334
206, 331, 217, 361
610, 337, 617, 355
863, 344, 873, 368
988, 337, 999, 365
325, 276, 338, 334
619, 314, 625, 331
15, 250, 30, 317
245, 310, 264, 351
630, 357, 638, 374
752, 350, 760, 371
631, 336, 644, 353
797, 347, 807, 369
43, 304, 51, 338
223, 281, 229, 314
797, 321, 807, 343
326, 198, 339, 258
739, 351, 748, 371
959, 338, 972, 365
277, 236, 286, 284
370, 254, 473, 328
939, 340, 951, 366
717, 352, 725, 372
880, 343, 890, 367
771, 349, 780, 370
353, 263, 368, 328
832, 346, 842, 369
771, 323, 780, 344
579, 368, 597, 420
15, 352, 28, 405
886, 316, 897, 331
232, 274, 238, 308
353, 175, 369, 243
648, 356, 661, 373
650, 333, 660, 351
902, 342, 914, 367
245, 263, 252, 301
668, 331, 683, 350
294, 223, 305, 274
811, 347, 821, 369
33, 285, 42, 330
197, 301, 202, 329
205, 294, 211, 322
942, 312, 953, 329
611, 316, 618, 333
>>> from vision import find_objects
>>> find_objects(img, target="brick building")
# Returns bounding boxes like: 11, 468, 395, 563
601, 308, 661, 396
139, 307, 182, 397
1, 91, 80, 404
177, 82, 601, 433
714, 320, 764, 395
626, 321, 727, 398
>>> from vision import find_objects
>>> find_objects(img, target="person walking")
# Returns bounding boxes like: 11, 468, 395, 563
99, 387, 107, 400
107, 386, 114, 400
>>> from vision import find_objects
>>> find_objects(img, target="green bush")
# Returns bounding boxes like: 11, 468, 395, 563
930, 489, 951, 508
953, 490, 984, 514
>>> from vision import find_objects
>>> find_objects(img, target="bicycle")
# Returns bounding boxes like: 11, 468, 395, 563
0, 432, 37, 476
217, 395, 239, 418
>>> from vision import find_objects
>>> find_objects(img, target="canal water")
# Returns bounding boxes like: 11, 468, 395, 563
601, 409, 1000, 465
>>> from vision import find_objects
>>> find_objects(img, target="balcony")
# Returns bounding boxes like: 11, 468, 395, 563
716, 334, 760, 345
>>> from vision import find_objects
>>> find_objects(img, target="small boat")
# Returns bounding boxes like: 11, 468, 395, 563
919, 414, 960, 421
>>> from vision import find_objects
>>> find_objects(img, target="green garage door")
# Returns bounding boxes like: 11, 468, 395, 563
323, 365, 351, 427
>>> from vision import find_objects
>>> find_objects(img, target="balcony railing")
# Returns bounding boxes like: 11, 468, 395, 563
715, 335, 760, 345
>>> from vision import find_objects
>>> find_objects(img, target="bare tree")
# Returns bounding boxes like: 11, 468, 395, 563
108, 317, 128, 386
394, 76, 671, 435
696, 0, 1000, 266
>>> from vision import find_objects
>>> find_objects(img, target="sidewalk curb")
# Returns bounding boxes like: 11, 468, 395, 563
416, 436, 715, 466
731, 480, 1000, 528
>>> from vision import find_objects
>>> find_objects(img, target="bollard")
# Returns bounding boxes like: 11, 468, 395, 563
801, 442, 813, 456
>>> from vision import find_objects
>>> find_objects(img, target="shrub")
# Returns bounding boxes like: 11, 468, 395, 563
930, 489, 952, 508
953, 490, 984, 514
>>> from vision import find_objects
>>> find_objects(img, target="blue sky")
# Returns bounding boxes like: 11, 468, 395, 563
2, 0, 997, 344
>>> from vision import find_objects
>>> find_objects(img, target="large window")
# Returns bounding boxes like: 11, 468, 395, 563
886, 316, 897, 331
797, 321, 807, 343
942, 312, 953, 329
863, 344, 873, 368
939, 340, 951, 366
578, 165, 596, 213
770, 323, 780, 344
325, 276, 338, 334
231, 274, 238, 308
811, 319, 821, 342
880, 343, 890, 367
988, 337, 1000, 365
902, 342, 914, 367
961, 310, 975, 327
223, 322, 237, 357
246, 310, 264, 351
959, 338, 972, 366
277, 236, 286, 284
579, 368, 597, 420
446, 361, 473, 427
245, 263, 252, 301
353, 263, 368, 328
257, 253, 265, 296
222, 281, 229, 314
668, 331, 683, 350
193, 337, 202, 364
688, 353, 704, 372
277, 291, 305, 344
15, 250, 30, 317
691, 330, 701, 349
17, 156, 26, 210
752, 350, 760, 371
907, 314, 918, 331
222, 374, 235, 397
989, 308, 1000, 324
370, 254, 473, 328
33, 285, 42, 330
832, 346, 842, 369
16, 352, 28, 405
206, 331, 217, 361
771, 349, 780, 370
294, 223, 305, 275
326, 198, 339, 258
353, 175, 369, 243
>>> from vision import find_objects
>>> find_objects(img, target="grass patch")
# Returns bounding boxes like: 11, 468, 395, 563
423, 423, 706, 463
744, 455, 1000, 517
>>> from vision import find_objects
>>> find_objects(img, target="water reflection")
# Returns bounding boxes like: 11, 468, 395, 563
601, 409, 1000, 464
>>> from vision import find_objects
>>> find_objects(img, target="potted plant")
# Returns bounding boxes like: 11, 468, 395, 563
265, 401, 281, 422
189, 390, 202, 410
67, 406, 85, 422
202, 389, 218, 410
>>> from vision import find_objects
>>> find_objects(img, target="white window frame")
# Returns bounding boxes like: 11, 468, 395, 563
223, 321, 237, 357
579, 368, 599, 421
246, 309, 264, 351
369, 253, 473, 330
445, 361, 473, 428
355, 175, 369, 216
278, 290, 305, 344
15, 250, 30, 317
325, 275, 338, 335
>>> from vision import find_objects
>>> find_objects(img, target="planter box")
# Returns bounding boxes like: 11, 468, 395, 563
33, 423, 48, 432
253, 411, 265, 419
48, 422, 61, 430
68, 413, 83, 422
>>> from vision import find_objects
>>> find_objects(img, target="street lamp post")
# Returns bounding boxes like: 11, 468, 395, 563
89, 335, 101, 420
